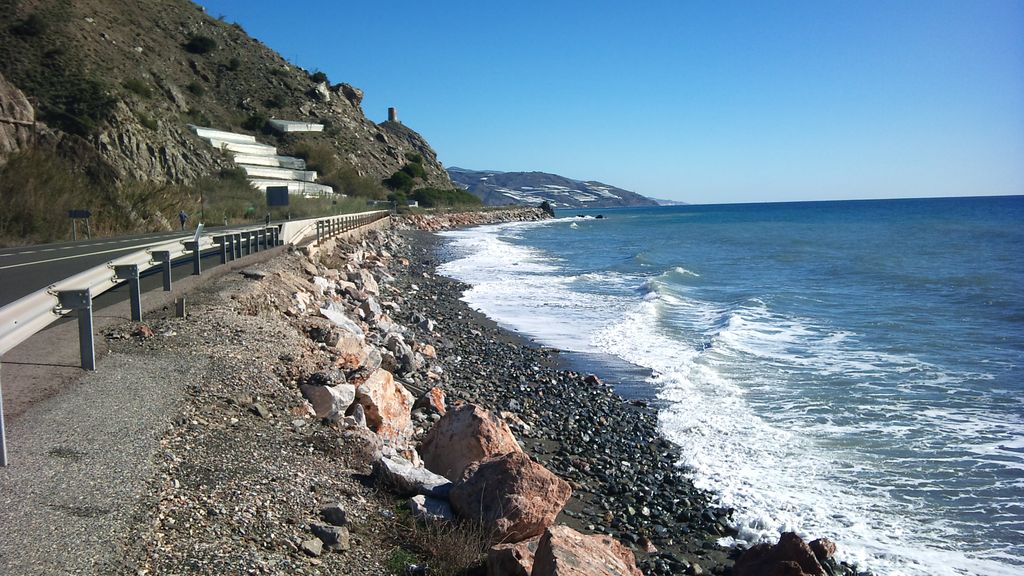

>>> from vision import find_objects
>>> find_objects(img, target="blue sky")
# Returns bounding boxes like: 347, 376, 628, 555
198, 1, 1023, 204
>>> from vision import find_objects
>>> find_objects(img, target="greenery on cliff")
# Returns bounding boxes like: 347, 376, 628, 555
0, 0, 453, 244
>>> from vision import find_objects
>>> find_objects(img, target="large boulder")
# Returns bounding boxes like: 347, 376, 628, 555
531, 525, 642, 576
299, 383, 355, 420
733, 532, 825, 576
487, 537, 539, 576
372, 455, 452, 498
355, 369, 414, 444
420, 403, 522, 481
449, 452, 571, 544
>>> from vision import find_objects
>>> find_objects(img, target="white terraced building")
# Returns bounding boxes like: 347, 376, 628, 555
189, 124, 335, 197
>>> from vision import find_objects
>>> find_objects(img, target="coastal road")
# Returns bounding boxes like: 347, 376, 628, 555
0, 231, 196, 306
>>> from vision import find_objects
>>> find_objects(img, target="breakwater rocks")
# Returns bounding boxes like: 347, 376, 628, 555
117, 208, 863, 575
395, 207, 551, 232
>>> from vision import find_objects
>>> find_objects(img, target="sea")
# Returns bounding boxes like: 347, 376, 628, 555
435, 196, 1024, 576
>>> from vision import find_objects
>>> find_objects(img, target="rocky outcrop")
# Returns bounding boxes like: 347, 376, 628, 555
733, 532, 826, 576
354, 369, 414, 444
420, 403, 523, 481
0, 72, 35, 165
0, 1, 452, 189
449, 451, 572, 544
531, 525, 644, 576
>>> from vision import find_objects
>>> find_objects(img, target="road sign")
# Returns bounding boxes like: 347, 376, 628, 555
267, 187, 289, 207
68, 210, 91, 219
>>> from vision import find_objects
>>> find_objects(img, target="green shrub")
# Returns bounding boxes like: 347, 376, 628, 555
226, 56, 241, 71
292, 142, 387, 199
387, 547, 419, 575
186, 81, 205, 96
123, 78, 152, 98
310, 70, 328, 83
10, 13, 47, 37
264, 94, 286, 108
184, 34, 217, 54
241, 113, 268, 132
185, 107, 211, 126
384, 170, 414, 193
137, 113, 158, 130
41, 76, 115, 136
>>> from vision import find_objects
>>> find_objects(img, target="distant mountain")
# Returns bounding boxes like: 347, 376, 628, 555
651, 198, 689, 206
448, 167, 659, 209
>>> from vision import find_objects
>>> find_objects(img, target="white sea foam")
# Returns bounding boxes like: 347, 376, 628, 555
437, 221, 1024, 576
437, 220, 637, 352
592, 296, 1023, 576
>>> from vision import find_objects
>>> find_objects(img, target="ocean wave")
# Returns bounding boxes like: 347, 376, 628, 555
591, 296, 1023, 576
437, 217, 1024, 576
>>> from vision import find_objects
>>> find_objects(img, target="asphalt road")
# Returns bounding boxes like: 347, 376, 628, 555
0, 223, 272, 307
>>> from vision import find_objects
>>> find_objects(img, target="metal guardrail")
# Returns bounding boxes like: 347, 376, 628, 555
314, 210, 390, 244
0, 210, 389, 465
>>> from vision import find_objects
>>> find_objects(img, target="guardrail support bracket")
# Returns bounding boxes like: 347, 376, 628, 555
114, 264, 142, 321
184, 241, 201, 276
152, 251, 172, 291
215, 237, 228, 264
58, 289, 95, 371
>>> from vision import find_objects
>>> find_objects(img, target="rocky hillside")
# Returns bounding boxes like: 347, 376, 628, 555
0, 0, 451, 188
449, 167, 659, 209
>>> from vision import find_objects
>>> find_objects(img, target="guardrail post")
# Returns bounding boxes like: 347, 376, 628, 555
316, 221, 322, 245
114, 265, 142, 321
152, 251, 172, 291
246, 231, 254, 255
216, 237, 228, 264
1, 369, 8, 466
58, 290, 95, 370
272, 227, 280, 246
184, 241, 201, 276
234, 233, 242, 259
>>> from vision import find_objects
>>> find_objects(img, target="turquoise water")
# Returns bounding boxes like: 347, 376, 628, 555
438, 196, 1024, 576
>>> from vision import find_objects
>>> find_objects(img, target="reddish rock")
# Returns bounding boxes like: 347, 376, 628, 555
420, 403, 522, 481
133, 324, 156, 338
808, 538, 836, 564
531, 525, 642, 576
449, 451, 571, 544
354, 369, 413, 444
487, 536, 539, 576
412, 386, 447, 416
733, 532, 825, 576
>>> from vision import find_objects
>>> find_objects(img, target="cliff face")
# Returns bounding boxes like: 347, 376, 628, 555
0, 72, 35, 165
0, 0, 451, 188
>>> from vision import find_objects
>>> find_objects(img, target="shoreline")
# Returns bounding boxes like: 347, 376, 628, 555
399, 214, 867, 576
397, 228, 735, 574
0, 208, 863, 576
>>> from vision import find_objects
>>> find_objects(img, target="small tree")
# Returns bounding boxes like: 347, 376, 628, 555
184, 34, 218, 54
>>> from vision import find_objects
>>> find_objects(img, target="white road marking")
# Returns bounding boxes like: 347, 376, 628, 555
0, 243, 175, 271
0, 234, 184, 258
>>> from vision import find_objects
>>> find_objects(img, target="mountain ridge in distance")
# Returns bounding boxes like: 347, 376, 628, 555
448, 166, 663, 209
